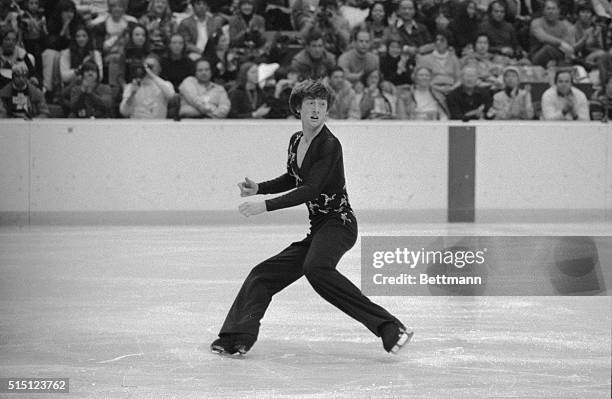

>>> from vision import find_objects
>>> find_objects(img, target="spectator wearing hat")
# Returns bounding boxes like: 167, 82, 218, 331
0, 62, 48, 118
529, 0, 575, 67
290, 29, 336, 80
338, 29, 379, 85
489, 66, 533, 119
573, 2, 605, 66
119, 54, 176, 118
446, 65, 493, 120
177, 0, 224, 61
541, 69, 589, 120
228, 61, 270, 118
66, 60, 113, 117
178, 58, 230, 118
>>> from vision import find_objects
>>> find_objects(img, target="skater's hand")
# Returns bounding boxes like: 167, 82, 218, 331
239, 201, 266, 217
237, 177, 258, 197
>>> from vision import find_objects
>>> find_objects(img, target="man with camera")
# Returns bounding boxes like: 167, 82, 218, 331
119, 55, 176, 118
292, 0, 350, 56
66, 60, 112, 118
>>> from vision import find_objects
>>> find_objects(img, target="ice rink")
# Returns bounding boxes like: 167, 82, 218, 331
1, 222, 611, 398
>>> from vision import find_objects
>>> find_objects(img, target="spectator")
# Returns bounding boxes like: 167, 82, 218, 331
59, 25, 103, 86
573, 2, 605, 66
0, 62, 48, 118
489, 66, 534, 119
418, 0, 455, 37
529, 0, 575, 67
479, 0, 519, 57
139, 0, 177, 57
43, 0, 85, 95
228, 0, 268, 61
416, 30, 461, 94
338, 29, 380, 85
119, 54, 176, 118
74, 0, 108, 26
352, 1, 392, 54
323, 66, 359, 119
118, 23, 149, 88
161, 33, 195, 91
359, 68, 400, 119
390, 0, 434, 59
590, 74, 612, 121
66, 60, 113, 117
91, 0, 137, 90
177, 0, 223, 61
0, 28, 36, 89
399, 65, 449, 120
446, 65, 492, 120
598, 49, 612, 89
291, 0, 318, 32
292, 0, 350, 56
178, 58, 230, 118
461, 33, 504, 89
266, 66, 299, 118
541, 69, 589, 120
19, 0, 48, 80
379, 35, 413, 87
202, 29, 239, 84
447, 0, 480, 54
290, 29, 336, 80
228, 61, 270, 118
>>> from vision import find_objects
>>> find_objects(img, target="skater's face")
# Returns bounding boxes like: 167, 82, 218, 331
299, 97, 327, 131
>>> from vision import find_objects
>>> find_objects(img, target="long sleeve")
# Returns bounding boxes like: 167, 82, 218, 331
264, 137, 340, 212
257, 174, 295, 195
210, 87, 230, 118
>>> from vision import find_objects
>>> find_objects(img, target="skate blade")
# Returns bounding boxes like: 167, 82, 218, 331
210, 346, 246, 359
390, 331, 414, 354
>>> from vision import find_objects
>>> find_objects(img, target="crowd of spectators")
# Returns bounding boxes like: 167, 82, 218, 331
1, 0, 611, 120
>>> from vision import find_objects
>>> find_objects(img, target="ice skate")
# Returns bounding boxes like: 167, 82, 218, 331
380, 322, 413, 354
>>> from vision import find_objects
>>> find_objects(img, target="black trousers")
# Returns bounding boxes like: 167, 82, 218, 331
219, 216, 402, 338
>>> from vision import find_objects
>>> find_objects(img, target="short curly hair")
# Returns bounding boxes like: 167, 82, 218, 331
288, 80, 334, 117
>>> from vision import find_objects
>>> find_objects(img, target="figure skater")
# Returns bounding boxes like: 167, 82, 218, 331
211, 80, 412, 356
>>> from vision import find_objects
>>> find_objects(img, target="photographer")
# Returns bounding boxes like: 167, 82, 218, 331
228, 0, 268, 61
119, 54, 176, 118
67, 60, 112, 117
305, 0, 350, 56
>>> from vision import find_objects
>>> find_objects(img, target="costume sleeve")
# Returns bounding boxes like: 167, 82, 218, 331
264, 137, 340, 212
257, 136, 295, 194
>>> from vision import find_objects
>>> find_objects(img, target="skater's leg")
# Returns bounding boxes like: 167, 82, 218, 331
302, 219, 404, 336
219, 240, 309, 338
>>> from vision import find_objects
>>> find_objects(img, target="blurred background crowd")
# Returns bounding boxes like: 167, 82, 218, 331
1, 0, 611, 120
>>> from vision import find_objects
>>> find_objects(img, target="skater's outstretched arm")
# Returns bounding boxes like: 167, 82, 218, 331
264, 137, 340, 212
256, 173, 294, 195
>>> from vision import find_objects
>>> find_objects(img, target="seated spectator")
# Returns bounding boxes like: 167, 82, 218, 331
19, 0, 47, 80
338, 29, 380, 85
118, 23, 149, 88
541, 69, 589, 120
0, 28, 36, 89
228, 0, 268, 62
399, 65, 449, 120
352, 1, 392, 54
266, 66, 299, 119
390, 0, 434, 60
529, 0, 575, 67
290, 0, 318, 32
416, 30, 461, 94
290, 29, 336, 81
43, 0, 85, 95
573, 2, 605, 66
139, 0, 177, 57
598, 49, 612, 92
0, 63, 48, 118
202, 29, 239, 85
323, 66, 359, 119
178, 58, 230, 118
489, 66, 534, 119
228, 61, 270, 118
292, 0, 351, 56
177, 0, 223, 61
447, 0, 480, 55
379, 35, 413, 87
59, 25, 103, 86
161, 33, 195, 91
359, 69, 400, 119
91, 0, 137, 89
418, 0, 455, 37
461, 34, 504, 89
479, 1, 519, 57
119, 54, 175, 118
66, 60, 113, 117
446, 65, 493, 120
590, 74, 612, 121
74, 0, 109, 26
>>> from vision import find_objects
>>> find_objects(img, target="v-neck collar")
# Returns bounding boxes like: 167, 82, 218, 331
296, 127, 325, 170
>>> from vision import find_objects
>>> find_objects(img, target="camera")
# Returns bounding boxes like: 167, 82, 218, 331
130, 64, 146, 80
